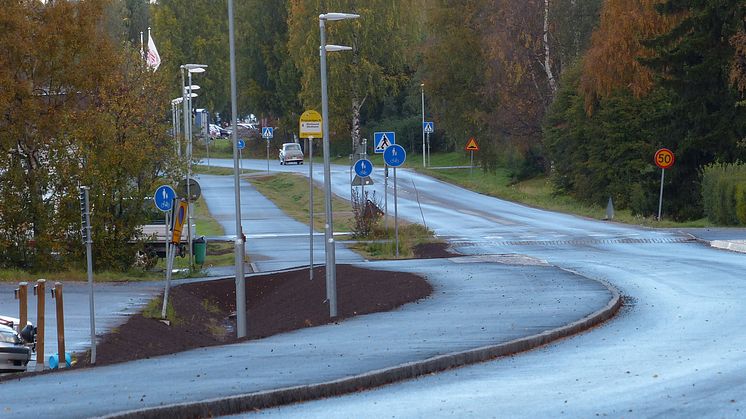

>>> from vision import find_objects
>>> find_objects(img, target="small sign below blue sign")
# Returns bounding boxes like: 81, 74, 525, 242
154, 185, 176, 212
354, 159, 373, 177
383, 144, 406, 167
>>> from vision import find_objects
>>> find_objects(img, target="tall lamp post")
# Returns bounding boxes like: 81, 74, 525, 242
319, 12, 359, 318
180, 64, 207, 270
421, 83, 425, 167
228, 0, 247, 338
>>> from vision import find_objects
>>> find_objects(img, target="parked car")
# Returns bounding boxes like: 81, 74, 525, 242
208, 124, 221, 139
0, 324, 32, 373
279, 143, 304, 165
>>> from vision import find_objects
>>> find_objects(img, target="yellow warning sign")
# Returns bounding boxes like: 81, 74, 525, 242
465, 137, 479, 151
171, 200, 188, 244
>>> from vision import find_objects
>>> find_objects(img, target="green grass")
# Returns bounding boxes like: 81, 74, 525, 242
192, 165, 256, 176
248, 172, 354, 233
418, 152, 711, 228
0, 268, 164, 283
247, 172, 439, 259
142, 296, 180, 324
350, 224, 435, 259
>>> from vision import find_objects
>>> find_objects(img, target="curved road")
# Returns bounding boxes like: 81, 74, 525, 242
210, 158, 746, 417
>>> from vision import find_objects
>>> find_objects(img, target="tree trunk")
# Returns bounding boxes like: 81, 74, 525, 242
351, 29, 361, 155
543, 0, 558, 95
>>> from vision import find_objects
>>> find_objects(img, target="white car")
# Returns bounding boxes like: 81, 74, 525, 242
279, 143, 304, 165
0, 324, 31, 373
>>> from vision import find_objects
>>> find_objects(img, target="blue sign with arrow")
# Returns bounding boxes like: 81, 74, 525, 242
154, 185, 176, 212
354, 159, 373, 177
383, 144, 406, 167
237, 139, 245, 150
262, 127, 274, 139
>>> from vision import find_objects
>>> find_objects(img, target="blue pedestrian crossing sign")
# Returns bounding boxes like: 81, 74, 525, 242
383, 144, 406, 167
237, 139, 245, 150
374, 131, 396, 154
354, 159, 373, 177
262, 127, 274, 139
153, 185, 176, 212
423, 121, 434, 133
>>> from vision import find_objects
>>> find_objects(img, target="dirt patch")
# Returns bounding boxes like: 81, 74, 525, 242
413, 242, 460, 259
77, 264, 432, 367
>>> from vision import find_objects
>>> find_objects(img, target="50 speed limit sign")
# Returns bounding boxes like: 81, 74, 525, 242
654, 148, 675, 169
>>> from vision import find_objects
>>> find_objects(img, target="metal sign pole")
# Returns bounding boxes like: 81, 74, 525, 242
384, 164, 388, 229
309, 137, 314, 280
164, 211, 170, 266
658, 168, 665, 221
427, 132, 431, 167
470, 151, 474, 176
394, 167, 399, 257
80, 187, 96, 365
266, 139, 270, 173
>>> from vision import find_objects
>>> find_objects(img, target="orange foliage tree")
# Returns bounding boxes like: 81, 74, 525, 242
580, 0, 684, 110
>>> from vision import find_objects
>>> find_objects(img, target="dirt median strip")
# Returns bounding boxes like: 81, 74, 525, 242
100, 278, 622, 419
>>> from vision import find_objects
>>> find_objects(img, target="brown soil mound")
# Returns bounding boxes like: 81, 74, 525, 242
413, 242, 460, 259
81, 264, 432, 366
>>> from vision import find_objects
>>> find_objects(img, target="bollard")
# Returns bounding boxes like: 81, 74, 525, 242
16, 282, 28, 332
33, 279, 46, 370
51, 282, 65, 369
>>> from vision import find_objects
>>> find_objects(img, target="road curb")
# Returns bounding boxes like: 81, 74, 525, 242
100, 278, 622, 419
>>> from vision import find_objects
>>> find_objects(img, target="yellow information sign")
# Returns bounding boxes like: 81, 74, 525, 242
465, 137, 480, 151
299, 110, 323, 138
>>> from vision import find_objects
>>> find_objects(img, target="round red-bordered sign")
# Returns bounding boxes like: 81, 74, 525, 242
654, 148, 675, 169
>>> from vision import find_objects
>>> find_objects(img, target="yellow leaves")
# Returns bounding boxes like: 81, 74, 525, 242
580, 0, 685, 111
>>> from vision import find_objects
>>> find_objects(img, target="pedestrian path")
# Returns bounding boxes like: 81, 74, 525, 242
197, 174, 363, 272
0, 258, 615, 418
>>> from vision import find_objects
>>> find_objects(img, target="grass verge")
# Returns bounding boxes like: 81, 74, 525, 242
247, 172, 439, 259
419, 152, 711, 228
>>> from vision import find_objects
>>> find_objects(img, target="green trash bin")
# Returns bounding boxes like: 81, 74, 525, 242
193, 236, 207, 265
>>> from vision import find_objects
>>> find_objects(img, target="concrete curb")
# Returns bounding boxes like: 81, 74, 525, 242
100, 279, 622, 419
710, 239, 746, 253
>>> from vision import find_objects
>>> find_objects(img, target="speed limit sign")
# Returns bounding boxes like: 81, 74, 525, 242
654, 148, 675, 169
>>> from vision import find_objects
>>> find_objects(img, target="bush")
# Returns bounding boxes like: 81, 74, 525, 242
701, 162, 746, 225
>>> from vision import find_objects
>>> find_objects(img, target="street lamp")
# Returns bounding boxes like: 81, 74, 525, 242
319, 11, 359, 318
180, 63, 207, 270
228, 0, 247, 338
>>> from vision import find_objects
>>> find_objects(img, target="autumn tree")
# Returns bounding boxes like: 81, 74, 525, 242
580, 0, 683, 109
287, 0, 418, 154
0, 0, 175, 271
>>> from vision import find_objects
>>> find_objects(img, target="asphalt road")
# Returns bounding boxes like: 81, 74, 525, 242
196, 173, 362, 272
214, 158, 746, 417
4, 157, 746, 417
0, 281, 160, 370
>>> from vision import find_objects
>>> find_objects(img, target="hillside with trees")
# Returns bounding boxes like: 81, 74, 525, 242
2, 0, 745, 271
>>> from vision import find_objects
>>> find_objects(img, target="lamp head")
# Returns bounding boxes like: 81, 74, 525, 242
320, 12, 360, 21
325, 44, 353, 52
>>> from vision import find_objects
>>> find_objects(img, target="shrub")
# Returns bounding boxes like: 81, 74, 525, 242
701, 162, 746, 225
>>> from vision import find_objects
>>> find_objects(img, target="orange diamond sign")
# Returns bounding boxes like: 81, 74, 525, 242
465, 137, 479, 151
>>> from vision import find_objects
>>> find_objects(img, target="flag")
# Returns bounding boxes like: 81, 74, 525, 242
146, 32, 161, 71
